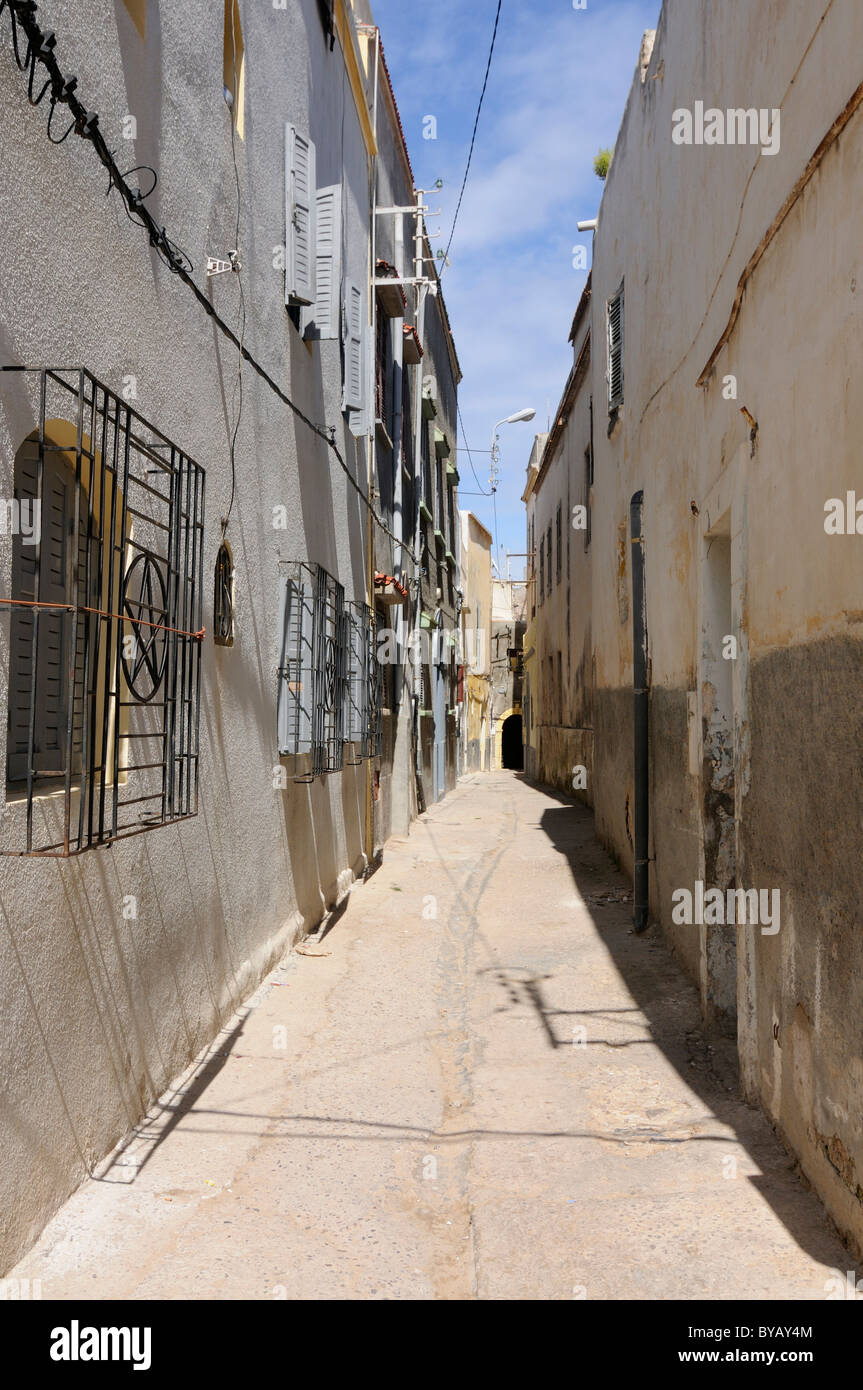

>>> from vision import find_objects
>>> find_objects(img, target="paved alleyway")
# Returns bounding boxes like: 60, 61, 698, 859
12, 774, 853, 1300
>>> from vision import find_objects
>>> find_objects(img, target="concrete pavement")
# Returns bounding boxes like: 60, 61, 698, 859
10, 772, 856, 1299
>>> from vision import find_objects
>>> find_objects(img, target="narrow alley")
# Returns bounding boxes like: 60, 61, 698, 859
11, 774, 850, 1302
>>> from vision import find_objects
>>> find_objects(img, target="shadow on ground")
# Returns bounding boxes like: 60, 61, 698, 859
519, 772, 853, 1274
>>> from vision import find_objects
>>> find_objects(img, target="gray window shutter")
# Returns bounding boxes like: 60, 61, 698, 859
342, 279, 364, 413
7, 444, 91, 783
278, 571, 315, 756
345, 607, 368, 746
302, 182, 342, 340
285, 125, 317, 307
607, 284, 624, 410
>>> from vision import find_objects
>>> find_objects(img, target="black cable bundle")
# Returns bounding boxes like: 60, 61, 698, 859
0, 0, 412, 556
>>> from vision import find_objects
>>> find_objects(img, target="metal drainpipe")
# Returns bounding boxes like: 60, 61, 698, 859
364, 28, 381, 870
630, 489, 650, 932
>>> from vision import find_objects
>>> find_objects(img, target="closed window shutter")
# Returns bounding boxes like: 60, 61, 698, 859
303, 183, 342, 340
342, 279, 364, 413
8, 445, 83, 783
278, 571, 315, 756
285, 125, 317, 307
607, 285, 624, 410
345, 604, 371, 748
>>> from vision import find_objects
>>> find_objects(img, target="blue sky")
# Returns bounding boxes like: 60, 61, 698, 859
372, 0, 662, 576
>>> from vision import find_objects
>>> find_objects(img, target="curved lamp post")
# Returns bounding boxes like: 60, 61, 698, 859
489, 408, 536, 492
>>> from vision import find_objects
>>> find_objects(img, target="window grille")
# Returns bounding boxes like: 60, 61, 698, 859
375, 311, 388, 427
213, 540, 234, 646
421, 422, 432, 514
1, 367, 205, 856
435, 455, 445, 535
277, 560, 347, 781
344, 600, 379, 763
556, 503, 562, 584
447, 480, 456, 553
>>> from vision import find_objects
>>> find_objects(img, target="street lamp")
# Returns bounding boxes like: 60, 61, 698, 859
488, 407, 536, 580
489, 408, 536, 492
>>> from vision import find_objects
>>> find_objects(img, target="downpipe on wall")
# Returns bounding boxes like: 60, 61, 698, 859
630, 490, 650, 932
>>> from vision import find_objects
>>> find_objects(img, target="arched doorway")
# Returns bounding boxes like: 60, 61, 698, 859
502, 713, 523, 770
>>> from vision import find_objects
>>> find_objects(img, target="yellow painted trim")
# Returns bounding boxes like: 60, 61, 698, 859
336, 0, 376, 158
122, 0, 146, 41
494, 706, 522, 770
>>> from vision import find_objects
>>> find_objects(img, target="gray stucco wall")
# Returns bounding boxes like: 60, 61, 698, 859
0, 0, 378, 1271
582, 0, 863, 1253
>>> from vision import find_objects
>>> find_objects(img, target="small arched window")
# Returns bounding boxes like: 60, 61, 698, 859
214, 540, 235, 647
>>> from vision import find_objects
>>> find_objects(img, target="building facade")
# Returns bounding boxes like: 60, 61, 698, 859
0, 0, 459, 1274
414, 294, 462, 810
528, 0, 863, 1255
490, 580, 526, 770
459, 510, 492, 773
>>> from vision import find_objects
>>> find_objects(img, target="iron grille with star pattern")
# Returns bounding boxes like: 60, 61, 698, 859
1, 367, 205, 856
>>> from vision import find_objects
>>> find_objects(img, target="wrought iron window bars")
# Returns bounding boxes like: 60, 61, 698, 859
344, 600, 379, 764
278, 560, 346, 781
1, 367, 205, 856
278, 563, 379, 782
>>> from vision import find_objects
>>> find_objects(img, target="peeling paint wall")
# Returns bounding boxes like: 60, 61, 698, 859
534, 0, 863, 1253
530, 316, 594, 802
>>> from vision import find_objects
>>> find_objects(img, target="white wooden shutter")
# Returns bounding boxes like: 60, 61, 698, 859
278, 571, 315, 756
285, 125, 316, 307
302, 183, 342, 339
342, 279, 364, 413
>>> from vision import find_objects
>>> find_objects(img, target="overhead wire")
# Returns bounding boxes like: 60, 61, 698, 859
440, 0, 502, 273
0, 0, 411, 562
456, 400, 491, 496
223, 4, 244, 534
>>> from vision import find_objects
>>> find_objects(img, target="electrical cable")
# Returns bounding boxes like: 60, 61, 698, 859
456, 400, 491, 496
222, 8, 244, 533
0, 0, 412, 564
440, 0, 502, 273
492, 486, 501, 576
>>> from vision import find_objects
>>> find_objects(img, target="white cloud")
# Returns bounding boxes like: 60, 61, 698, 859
373, 0, 662, 563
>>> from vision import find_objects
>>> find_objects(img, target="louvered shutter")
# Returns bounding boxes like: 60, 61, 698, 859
607, 285, 624, 410
302, 183, 342, 340
277, 570, 315, 756
344, 606, 367, 747
8, 445, 77, 782
286, 125, 317, 307
342, 279, 364, 413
